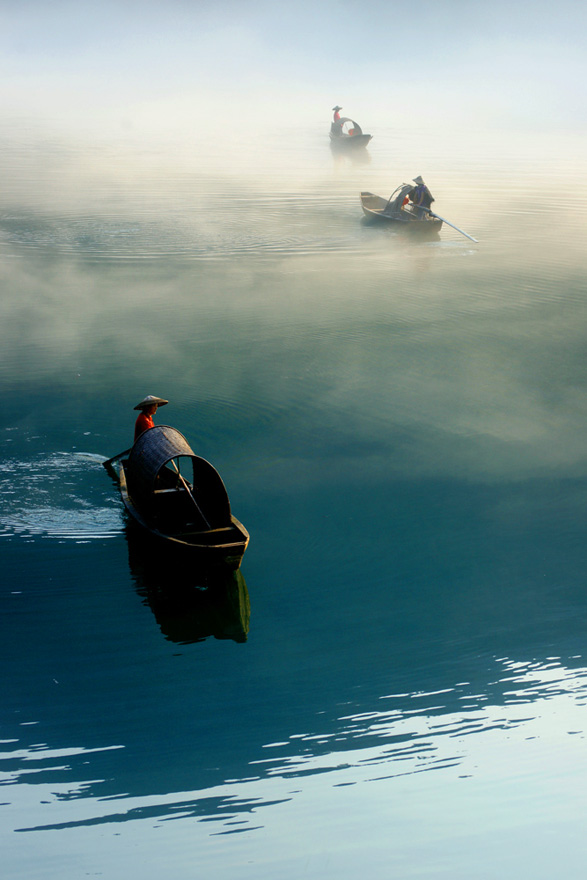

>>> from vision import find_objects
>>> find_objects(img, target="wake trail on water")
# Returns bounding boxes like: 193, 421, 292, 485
0, 452, 123, 541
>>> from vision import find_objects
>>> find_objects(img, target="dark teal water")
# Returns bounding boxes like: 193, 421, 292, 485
2, 125, 587, 878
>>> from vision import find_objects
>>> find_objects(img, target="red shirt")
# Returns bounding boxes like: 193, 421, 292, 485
134, 412, 154, 441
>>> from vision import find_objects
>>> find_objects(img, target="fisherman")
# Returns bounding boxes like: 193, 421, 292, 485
331, 105, 343, 136
409, 176, 434, 219
134, 395, 169, 441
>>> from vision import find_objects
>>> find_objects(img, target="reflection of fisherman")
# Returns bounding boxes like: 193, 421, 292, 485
409, 176, 434, 219
331, 105, 343, 136
134, 395, 169, 441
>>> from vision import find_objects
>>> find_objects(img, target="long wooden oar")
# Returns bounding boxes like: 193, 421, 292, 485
102, 447, 132, 469
170, 459, 211, 529
421, 206, 478, 242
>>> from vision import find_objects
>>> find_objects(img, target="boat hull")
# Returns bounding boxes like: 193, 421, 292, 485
330, 133, 372, 149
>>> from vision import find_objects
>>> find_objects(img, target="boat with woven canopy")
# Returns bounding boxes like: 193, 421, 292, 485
330, 116, 372, 148
113, 425, 249, 570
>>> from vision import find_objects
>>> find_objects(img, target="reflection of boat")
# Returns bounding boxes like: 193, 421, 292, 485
360, 184, 443, 232
128, 533, 251, 643
330, 117, 372, 149
153, 569, 250, 644
115, 425, 249, 570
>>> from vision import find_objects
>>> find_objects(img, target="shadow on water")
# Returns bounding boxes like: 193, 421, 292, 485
125, 524, 250, 644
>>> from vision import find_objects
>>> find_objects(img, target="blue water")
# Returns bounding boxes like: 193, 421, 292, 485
2, 123, 587, 879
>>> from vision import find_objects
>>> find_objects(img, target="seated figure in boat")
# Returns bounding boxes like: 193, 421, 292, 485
409, 176, 434, 218
134, 395, 169, 441
330, 105, 343, 136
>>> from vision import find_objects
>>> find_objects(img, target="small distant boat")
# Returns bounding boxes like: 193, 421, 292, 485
360, 184, 443, 232
107, 425, 249, 570
330, 117, 372, 149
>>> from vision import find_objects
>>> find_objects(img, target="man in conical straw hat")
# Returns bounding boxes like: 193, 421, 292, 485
133, 395, 168, 441
409, 176, 434, 218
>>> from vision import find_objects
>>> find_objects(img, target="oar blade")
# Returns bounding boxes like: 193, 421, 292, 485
428, 210, 478, 242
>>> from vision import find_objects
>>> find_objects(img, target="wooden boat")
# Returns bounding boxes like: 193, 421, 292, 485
360, 184, 443, 232
114, 425, 249, 570
330, 117, 372, 149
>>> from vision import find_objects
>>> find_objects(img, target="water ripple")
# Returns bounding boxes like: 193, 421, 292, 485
249, 656, 587, 785
0, 203, 367, 261
0, 452, 123, 540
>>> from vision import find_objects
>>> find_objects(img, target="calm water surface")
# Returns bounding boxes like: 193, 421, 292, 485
2, 123, 587, 878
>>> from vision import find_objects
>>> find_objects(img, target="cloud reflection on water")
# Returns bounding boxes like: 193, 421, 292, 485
7, 655, 587, 838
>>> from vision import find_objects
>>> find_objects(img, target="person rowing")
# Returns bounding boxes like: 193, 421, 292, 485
134, 395, 169, 441
409, 176, 435, 219
331, 105, 343, 136
101, 394, 170, 471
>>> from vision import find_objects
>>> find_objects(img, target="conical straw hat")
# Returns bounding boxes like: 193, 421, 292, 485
134, 395, 169, 411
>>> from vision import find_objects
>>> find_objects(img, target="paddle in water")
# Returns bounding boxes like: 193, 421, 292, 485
419, 206, 478, 242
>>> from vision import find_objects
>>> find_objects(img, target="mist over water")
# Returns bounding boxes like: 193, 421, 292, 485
2, 2, 587, 879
